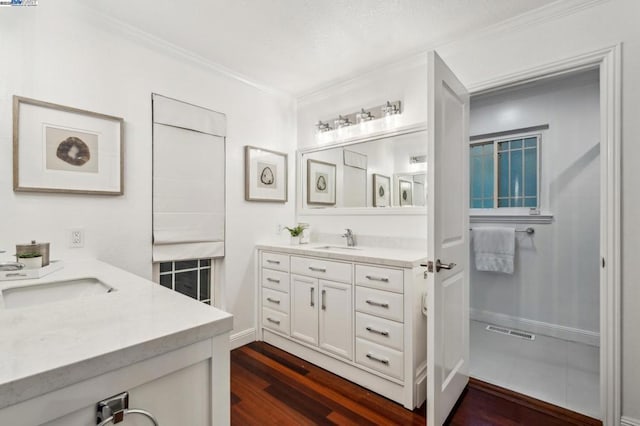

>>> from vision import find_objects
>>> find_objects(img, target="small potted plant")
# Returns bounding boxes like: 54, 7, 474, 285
285, 225, 305, 245
17, 252, 43, 270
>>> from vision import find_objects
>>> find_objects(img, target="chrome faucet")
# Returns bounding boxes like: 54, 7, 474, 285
342, 229, 356, 247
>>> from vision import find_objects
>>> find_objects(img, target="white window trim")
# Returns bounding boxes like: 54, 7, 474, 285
469, 131, 552, 223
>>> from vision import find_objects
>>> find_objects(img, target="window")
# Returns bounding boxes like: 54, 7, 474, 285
158, 258, 212, 305
471, 134, 539, 209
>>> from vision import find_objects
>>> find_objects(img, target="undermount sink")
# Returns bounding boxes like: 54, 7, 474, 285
1, 277, 115, 309
313, 245, 363, 251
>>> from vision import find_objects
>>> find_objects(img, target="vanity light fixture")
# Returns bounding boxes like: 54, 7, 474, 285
356, 108, 375, 123
315, 120, 332, 133
334, 115, 352, 128
382, 100, 401, 116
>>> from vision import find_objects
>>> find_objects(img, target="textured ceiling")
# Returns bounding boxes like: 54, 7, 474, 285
87, 0, 558, 96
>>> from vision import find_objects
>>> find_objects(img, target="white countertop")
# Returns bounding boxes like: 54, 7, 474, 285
0, 260, 233, 409
256, 242, 428, 268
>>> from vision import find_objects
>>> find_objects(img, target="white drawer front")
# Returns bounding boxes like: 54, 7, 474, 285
262, 252, 289, 272
262, 287, 289, 314
355, 312, 404, 352
262, 268, 290, 293
355, 264, 403, 293
355, 286, 403, 323
262, 307, 290, 335
291, 256, 352, 283
355, 337, 404, 380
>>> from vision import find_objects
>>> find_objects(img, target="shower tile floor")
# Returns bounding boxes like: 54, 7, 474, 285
470, 320, 600, 419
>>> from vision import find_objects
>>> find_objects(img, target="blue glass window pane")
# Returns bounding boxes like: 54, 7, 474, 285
510, 150, 522, 198
524, 137, 537, 148
524, 148, 537, 197
483, 143, 494, 156
511, 197, 523, 207
471, 156, 482, 198
483, 198, 494, 208
483, 151, 494, 200
470, 144, 483, 156
498, 199, 509, 207
471, 199, 482, 208
524, 197, 537, 207
498, 141, 509, 151
498, 152, 509, 197
510, 139, 523, 149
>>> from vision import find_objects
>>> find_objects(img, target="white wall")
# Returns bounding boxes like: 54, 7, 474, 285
0, 1, 296, 341
297, 55, 428, 246
469, 71, 600, 337
437, 0, 640, 419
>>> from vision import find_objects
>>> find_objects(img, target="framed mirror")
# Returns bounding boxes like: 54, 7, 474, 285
297, 124, 427, 215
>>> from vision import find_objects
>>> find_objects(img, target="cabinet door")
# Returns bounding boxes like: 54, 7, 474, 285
319, 280, 353, 360
291, 274, 319, 345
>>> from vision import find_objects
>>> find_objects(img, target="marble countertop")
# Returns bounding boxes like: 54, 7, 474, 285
0, 260, 233, 410
256, 242, 428, 268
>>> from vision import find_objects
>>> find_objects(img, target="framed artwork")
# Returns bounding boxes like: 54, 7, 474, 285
245, 145, 288, 202
399, 179, 413, 206
13, 96, 124, 195
307, 159, 336, 205
373, 174, 390, 207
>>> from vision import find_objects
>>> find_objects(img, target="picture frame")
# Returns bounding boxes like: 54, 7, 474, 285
373, 173, 391, 207
245, 145, 288, 202
399, 179, 413, 206
307, 159, 336, 205
13, 96, 124, 195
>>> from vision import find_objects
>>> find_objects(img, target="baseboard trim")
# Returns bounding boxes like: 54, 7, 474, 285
470, 309, 600, 346
230, 328, 256, 350
622, 416, 640, 426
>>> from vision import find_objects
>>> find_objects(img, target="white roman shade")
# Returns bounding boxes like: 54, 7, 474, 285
152, 94, 226, 262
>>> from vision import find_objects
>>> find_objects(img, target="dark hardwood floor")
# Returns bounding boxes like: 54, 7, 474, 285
231, 342, 601, 425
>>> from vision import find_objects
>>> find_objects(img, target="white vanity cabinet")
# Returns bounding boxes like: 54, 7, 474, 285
257, 245, 428, 409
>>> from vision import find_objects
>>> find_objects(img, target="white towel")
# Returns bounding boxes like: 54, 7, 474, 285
473, 227, 515, 274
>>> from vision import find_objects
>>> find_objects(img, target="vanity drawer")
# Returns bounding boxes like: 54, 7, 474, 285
355, 337, 404, 380
355, 286, 404, 323
355, 264, 403, 293
263, 307, 290, 335
262, 252, 289, 272
262, 287, 289, 314
290, 256, 352, 284
355, 312, 404, 351
262, 268, 290, 293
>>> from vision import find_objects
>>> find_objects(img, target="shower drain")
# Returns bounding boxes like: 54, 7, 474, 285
485, 324, 535, 341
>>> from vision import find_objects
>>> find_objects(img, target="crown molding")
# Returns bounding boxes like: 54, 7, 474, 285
69, 0, 292, 100
296, 0, 609, 102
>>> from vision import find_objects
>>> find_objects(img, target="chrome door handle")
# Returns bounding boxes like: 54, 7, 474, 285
366, 353, 390, 365
365, 326, 389, 337
365, 300, 389, 308
436, 259, 456, 272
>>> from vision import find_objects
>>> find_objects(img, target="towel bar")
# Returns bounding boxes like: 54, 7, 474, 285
470, 227, 534, 234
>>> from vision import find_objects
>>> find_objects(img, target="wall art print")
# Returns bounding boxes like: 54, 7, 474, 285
399, 179, 413, 206
13, 96, 124, 195
307, 159, 336, 205
245, 145, 288, 202
373, 173, 390, 207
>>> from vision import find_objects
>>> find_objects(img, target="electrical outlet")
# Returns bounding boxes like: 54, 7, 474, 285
70, 228, 84, 248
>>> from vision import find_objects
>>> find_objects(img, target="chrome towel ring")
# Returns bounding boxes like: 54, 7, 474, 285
97, 408, 159, 426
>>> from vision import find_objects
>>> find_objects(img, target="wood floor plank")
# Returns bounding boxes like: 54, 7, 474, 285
231, 342, 602, 426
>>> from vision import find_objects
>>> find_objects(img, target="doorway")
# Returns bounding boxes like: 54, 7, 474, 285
464, 45, 621, 425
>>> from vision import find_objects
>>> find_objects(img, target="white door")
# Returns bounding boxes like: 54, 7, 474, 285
319, 280, 353, 359
291, 274, 319, 345
426, 51, 470, 425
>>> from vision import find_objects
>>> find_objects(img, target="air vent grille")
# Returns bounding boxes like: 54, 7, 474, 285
485, 325, 535, 341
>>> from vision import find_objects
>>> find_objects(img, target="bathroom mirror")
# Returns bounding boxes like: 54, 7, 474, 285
299, 126, 427, 213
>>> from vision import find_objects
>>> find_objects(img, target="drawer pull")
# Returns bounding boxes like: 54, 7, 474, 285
266, 260, 281, 264
365, 275, 390, 283
308, 266, 327, 272
321, 289, 326, 310
366, 353, 390, 365
266, 297, 281, 305
310, 287, 315, 307
365, 300, 390, 308
266, 277, 281, 283
365, 326, 389, 337
266, 317, 281, 325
